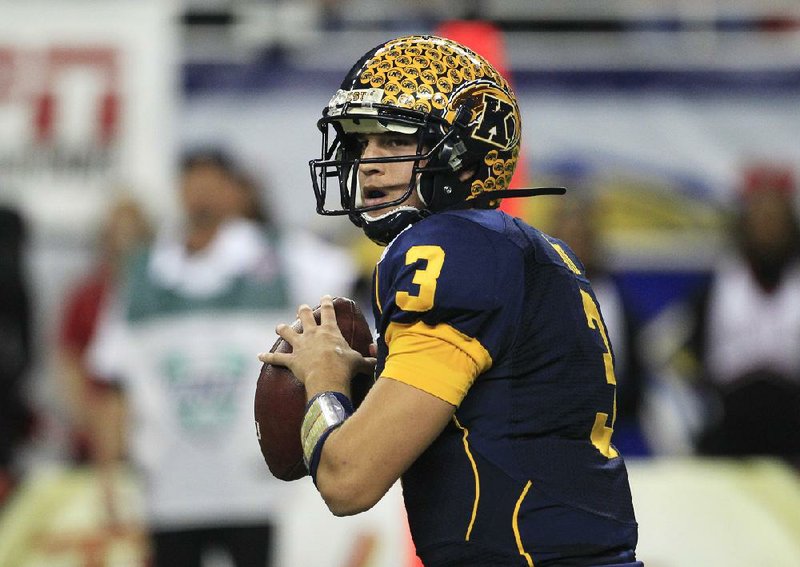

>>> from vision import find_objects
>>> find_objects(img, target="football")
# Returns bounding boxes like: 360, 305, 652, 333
254, 296, 374, 481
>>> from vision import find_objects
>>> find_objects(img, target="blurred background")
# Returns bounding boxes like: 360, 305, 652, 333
1, 0, 800, 566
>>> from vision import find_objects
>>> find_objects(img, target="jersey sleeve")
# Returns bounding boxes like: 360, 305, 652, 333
376, 214, 522, 405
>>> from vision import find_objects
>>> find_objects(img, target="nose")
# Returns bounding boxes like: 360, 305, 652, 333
361, 136, 382, 158
358, 137, 384, 176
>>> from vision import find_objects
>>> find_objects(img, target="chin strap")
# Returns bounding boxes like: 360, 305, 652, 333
470, 186, 567, 205
359, 187, 567, 245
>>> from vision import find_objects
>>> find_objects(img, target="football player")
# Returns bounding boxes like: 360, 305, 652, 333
261, 35, 642, 567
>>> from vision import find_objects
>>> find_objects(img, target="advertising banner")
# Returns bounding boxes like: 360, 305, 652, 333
0, 0, 179, 235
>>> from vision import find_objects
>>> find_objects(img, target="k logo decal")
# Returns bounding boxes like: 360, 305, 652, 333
472, 93, 518, 150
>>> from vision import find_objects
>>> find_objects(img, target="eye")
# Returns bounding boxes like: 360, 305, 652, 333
386, 135, 416, 150
347, 136, 368, 154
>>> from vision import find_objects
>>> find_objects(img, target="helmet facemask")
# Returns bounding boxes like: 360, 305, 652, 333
310, 103, 471, 244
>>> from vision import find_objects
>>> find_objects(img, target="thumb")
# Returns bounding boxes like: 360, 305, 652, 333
356, 356, 377, 377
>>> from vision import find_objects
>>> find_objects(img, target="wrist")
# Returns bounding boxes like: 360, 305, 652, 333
301, 391, 354, 484
304, 371, 352, 400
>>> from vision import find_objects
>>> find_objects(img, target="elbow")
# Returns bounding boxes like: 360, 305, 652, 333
318, 473, 381, 517
315, 450, 391, 516
325, 497, 372, 517
312, 424, 398, 516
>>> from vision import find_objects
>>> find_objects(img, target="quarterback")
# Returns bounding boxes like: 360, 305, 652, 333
261, 35, 641, 566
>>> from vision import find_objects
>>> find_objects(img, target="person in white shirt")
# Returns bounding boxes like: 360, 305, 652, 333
682, 164, 800, 461
89, 150, 354, 567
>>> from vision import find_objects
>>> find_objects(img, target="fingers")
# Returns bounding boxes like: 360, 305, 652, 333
298, 296, 338, 330
296, 303, 315, 330
357, 356, 377, 376
317, 295, 337, 326
257, 296, 344, 370
258, 351, 291, 366
257, 323, 296, 363
275, 322, 298, 341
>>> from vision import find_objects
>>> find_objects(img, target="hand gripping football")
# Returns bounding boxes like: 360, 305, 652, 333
254, 297, 374, 481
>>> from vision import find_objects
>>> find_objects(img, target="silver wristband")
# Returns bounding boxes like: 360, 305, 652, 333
301, 392, 353, 470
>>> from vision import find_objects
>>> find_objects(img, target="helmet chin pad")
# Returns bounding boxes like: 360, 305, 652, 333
359, 206, 429, 246
355, 177, 428, 246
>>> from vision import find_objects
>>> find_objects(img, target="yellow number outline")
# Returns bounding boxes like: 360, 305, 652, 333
396, 245, 445, 312
580, 289, 619, 459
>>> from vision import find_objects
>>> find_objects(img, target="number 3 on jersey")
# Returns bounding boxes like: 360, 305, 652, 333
398, 241, 618, 459
547, 237, 619, 458
581, 289, 619, 459
396, 245, 445, 312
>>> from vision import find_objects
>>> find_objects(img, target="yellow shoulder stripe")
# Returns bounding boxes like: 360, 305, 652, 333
381, 320, 492, 406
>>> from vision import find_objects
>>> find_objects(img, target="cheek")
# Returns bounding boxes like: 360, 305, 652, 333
354, 168, 366, 189
396, 161, 417, 182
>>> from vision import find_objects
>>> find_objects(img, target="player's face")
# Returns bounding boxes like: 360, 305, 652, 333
356, 132, 424, 218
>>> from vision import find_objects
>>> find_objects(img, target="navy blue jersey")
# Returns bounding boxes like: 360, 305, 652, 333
372, 209, 638, 566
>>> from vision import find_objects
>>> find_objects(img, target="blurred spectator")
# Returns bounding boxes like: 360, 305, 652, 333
0, 207, 33, 506
57, 197, 152, 463
88, 150, 293, 567
547, 194, 648, 456
680, 164, 800, 463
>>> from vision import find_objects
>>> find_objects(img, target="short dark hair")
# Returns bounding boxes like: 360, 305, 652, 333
180, 148, 273, 226
180, 148, 239, 177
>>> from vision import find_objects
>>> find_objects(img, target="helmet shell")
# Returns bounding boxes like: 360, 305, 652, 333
333, 35, 522, 209
310, 35, 523, 245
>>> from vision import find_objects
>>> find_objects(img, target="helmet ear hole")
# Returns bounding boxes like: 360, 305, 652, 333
437, 141, 454, 167
437, 136, 468, 173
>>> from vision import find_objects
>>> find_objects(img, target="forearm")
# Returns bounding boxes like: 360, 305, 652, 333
309, 377, 455, 516
301, 373, 382, 515
300, 359, 374, 514
314, 414, 395, 516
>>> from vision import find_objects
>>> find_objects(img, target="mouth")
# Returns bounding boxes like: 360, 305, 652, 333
362, 188, 392, 209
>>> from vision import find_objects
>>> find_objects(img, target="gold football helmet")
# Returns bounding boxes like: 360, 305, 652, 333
310, 35, 539, 245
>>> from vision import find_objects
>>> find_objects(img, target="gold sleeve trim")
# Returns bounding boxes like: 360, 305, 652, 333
374, 265, 383, 315
513, 480, 534, 566
453, 416, 480, 541
382, 320, 492, 406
